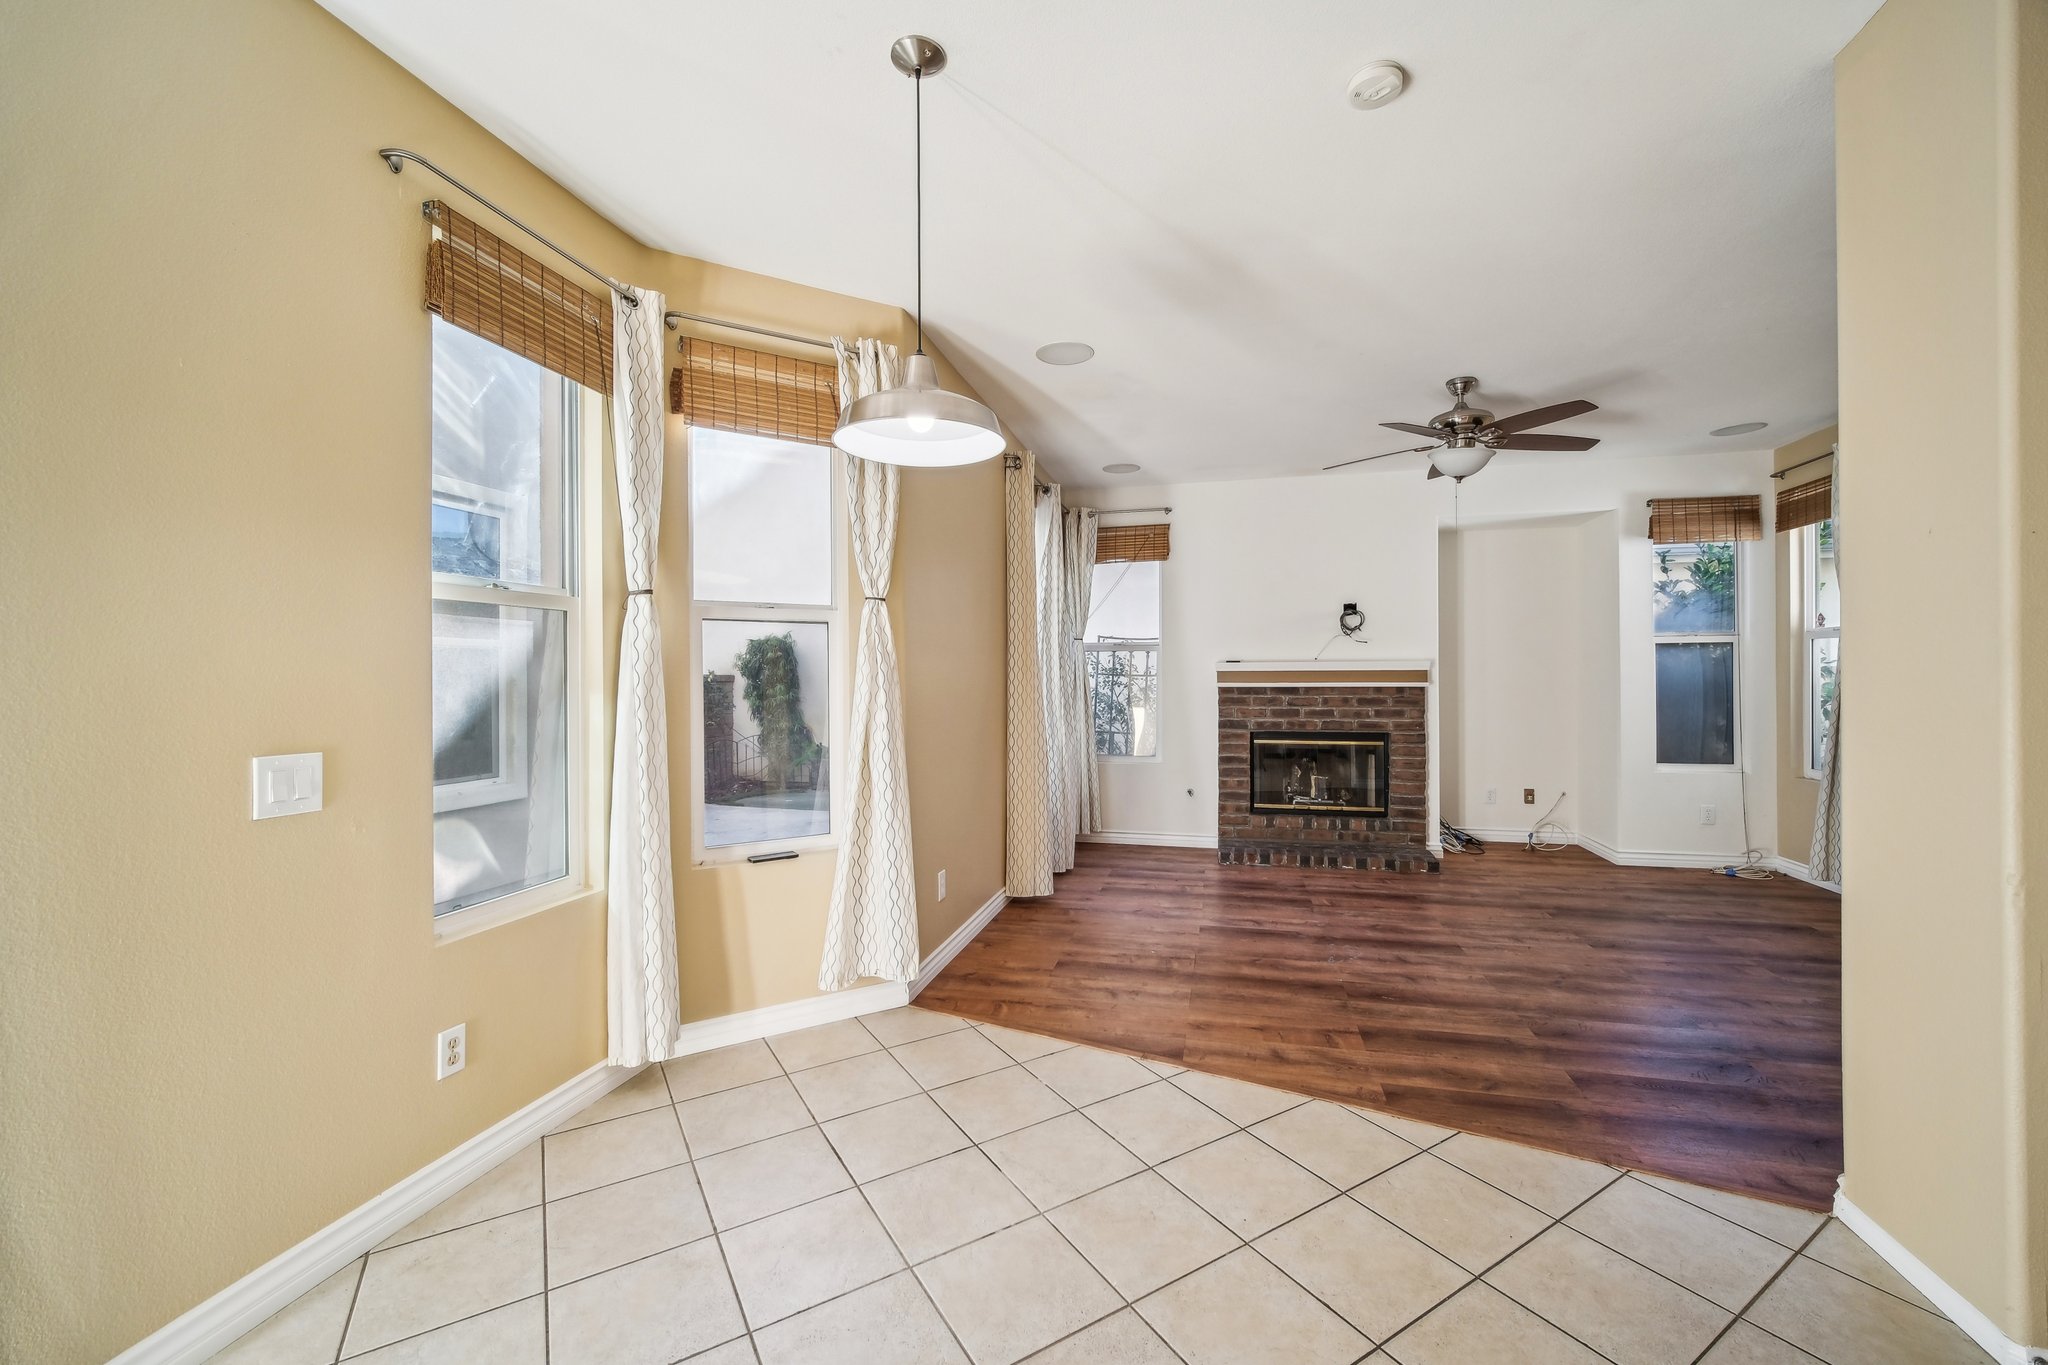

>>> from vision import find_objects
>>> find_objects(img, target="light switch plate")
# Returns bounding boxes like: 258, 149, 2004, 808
252, 753, 323, 820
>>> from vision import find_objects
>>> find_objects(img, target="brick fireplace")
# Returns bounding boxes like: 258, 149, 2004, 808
1217, 666, 1436, 872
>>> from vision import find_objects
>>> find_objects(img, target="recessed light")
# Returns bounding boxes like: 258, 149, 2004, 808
1036, 341, 1095, 366
1102, 462, 1141, 474
1710, 421, 1769, 437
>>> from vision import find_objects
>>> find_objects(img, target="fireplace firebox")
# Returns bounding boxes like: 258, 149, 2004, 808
1250, 732, 1389, 814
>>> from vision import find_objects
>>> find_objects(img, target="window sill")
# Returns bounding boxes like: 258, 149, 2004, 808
693, 837, 841, 868
1098, 754, 1163, 764
434, 879, 596, 945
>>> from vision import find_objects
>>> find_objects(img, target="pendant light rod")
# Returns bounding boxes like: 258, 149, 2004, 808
890, 35, 945, 355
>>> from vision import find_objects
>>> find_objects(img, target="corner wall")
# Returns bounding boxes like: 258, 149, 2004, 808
0, 1, 1008, 1358
1834, 0, 2045, 1343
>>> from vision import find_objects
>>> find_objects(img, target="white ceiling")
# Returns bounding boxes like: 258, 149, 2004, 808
320, 0, 1876, 486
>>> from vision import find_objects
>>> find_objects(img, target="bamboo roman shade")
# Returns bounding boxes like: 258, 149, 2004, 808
1647, 495, 1763, 544
1776, 475, 1832, 533
669, 338, 840, 446
1095, 523, 1171, 563
423, 202, 614, 393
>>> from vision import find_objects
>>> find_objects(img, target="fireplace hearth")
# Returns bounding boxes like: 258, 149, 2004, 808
1217, 670, 1435, 873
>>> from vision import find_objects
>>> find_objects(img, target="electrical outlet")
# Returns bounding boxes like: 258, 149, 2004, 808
936, 869, 947, 902
1700, 804, 1718, 826
1523, 788, 1536, 805
436, 1024, 466, 1080
1485, 787, 1497, 805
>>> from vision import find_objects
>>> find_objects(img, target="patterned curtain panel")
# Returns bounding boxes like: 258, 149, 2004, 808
606, 289, 681, 1066
819, 338, 922, 990
1005, 452, 1054, 897
1810, 460, 1844, 882
1062, 506, 1100, 838
1035, 486, 1072, 872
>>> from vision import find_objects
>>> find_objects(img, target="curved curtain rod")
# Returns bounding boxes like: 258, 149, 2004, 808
663, 310, 834, 351
378, 147, 640, 309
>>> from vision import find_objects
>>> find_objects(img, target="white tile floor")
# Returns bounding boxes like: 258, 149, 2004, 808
209, 1007, 1993, 1365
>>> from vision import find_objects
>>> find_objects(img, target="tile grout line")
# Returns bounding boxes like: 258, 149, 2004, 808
1680, 1219, 1834, 1365
1620, 1168, 1830, 1251
327, 1253, 367, 1364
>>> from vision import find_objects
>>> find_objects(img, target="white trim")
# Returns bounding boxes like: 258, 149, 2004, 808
1443, 825, 1578, 848
1772, 856, 1841, 892
1576, 833, 1748, 870
108, 1060, 635, 1365
911, 888, 1010, 997
1215, 657, 1434, 677
1080, 829, 1219, 849
669, 978, 910, 1057
1832, 1191, 2043, 1365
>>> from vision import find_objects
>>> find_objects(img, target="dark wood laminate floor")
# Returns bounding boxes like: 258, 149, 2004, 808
919, 842, 1843, 1209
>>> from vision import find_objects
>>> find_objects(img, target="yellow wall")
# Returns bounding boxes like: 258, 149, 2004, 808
1835, 0, 2045, 1342
1770, 425, 1837, 858
0, 1, 1008, 1359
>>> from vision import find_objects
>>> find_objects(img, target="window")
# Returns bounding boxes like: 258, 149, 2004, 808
1802, 519, 1840, 776
1085, 559, 1161, 759
1652, 542, 1738, 766
430, 317, 588, 920
688, 428, 840, 856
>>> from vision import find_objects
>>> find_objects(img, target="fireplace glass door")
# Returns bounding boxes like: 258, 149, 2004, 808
1250, 733, 1388, 814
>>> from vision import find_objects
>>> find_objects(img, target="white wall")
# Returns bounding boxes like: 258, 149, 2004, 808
1440, 449, 1778, 859
1071, 471, 1442, 842
1078, 445, 1779, 860
1439, 515, 1596, 838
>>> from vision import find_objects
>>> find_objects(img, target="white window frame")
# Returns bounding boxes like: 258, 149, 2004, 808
1652, 540, 1741, 771
431, 369, 601, 943
1085, 559, 1163, 763
685, 430, 848, 866
1801, 522, 1839, 779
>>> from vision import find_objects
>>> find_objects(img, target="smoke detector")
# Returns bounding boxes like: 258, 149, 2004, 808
1348, 61, 1407, 110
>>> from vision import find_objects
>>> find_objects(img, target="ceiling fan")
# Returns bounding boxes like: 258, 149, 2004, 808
1325, 376, 1600, 481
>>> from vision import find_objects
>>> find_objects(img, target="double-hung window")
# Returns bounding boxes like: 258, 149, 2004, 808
430, 316, 591, 924
1085, 559, 1162, 759
1801, 519, 1840, 775
688, 428, 842, 858
1652, 542, 1739, 766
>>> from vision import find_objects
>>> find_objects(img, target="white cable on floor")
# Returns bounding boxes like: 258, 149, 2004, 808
1527, 792, 1570, 851
1719, 766, 1777, 879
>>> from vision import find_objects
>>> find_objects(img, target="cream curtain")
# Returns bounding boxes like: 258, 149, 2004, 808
1035, 485, 1072, 872
1062, 506, 1101, 839
819, 338, 921, 990
606, 289, 681, 1066
1004, 452, 1054, 897
1809, 460, 1844, 883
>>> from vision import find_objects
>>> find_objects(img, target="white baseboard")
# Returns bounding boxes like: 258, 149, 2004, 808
912, 888, 1010, 997
1444, 824, 1575, 848
117, 969, 931, 1363
1832, 1191, 2043, 1365
1772, 856, 1842, 891
1079, 829, 1219, 849
1576, 832, 1756, 870
109, 1059, 636, 1365
671, 978, 911, 1057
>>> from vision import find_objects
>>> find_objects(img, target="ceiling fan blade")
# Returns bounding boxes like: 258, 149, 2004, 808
1426, 464, 1445, 479
1489, 399, 1598, 435
1380, 421, 1444, 439
1323, 444, 1436, 472
1492, 433, 1600, 451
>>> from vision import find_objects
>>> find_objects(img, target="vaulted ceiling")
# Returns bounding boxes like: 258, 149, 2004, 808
320, 0, 1878, 485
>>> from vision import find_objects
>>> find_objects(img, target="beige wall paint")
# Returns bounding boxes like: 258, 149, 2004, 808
1770, 425, 1837, 859
0, 1, 1008, 1359
1836, 0, 2045, 1342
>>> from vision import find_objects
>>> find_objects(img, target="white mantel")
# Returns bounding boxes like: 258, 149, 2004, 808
1216, 658, 1435, 686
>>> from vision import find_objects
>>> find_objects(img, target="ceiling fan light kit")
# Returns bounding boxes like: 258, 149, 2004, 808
1325, 375, 1601, 481
832, 35, 1007, 468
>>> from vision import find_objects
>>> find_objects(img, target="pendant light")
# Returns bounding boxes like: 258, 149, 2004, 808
832, 35, 1007, 467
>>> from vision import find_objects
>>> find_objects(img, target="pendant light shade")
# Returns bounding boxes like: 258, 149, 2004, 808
832, 36, 1006, 467
835, 353, 1007, 466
